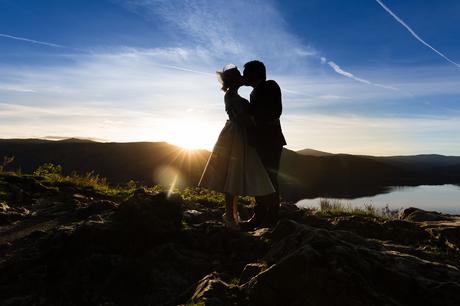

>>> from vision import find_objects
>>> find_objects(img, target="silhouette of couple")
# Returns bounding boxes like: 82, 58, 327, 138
199, 60, 286, 230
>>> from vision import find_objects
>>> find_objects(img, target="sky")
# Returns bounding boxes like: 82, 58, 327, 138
0, 0, 459, 155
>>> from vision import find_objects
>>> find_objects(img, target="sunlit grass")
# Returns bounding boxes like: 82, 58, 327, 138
26, 163, 255, 206
181, 186, 253, 206
317, 198, 399, 219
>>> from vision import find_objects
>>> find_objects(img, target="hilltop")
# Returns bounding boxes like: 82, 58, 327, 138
1, 171, 460, 305
1, 138, 460, 201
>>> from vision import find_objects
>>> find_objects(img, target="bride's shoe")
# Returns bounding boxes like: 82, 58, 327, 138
222, 213, 240, 230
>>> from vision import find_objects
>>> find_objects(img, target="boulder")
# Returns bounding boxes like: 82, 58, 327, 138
400, 207, 451, 222
116, 188, 183, 236
187, 273, 242, 306
77, 199, 118, 219
1, 174, 58, 206
331, 215, 430, 244
239, 262, 267, 285
0, 201, 29, 225
427, 226, 460, 251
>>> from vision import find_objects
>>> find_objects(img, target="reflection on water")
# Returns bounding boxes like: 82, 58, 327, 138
296, 185, 460, 214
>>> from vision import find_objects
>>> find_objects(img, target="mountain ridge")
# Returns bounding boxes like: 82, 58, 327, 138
1, 139, 460, 201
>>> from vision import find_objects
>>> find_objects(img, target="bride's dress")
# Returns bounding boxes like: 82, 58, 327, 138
199, 89, 275, 196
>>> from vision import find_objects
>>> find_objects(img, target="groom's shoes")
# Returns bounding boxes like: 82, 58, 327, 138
265, 203, 280, 227
239, 215, 261, 231
241, 204, 280, 231
240, 207, 266, 231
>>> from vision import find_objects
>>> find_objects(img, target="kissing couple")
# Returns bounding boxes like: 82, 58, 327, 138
199, 60, 287, 230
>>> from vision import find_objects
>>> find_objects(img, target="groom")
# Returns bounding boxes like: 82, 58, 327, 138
242, 60, 287, 229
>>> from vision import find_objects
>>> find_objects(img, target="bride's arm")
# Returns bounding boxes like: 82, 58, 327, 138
233, 99, 255, 128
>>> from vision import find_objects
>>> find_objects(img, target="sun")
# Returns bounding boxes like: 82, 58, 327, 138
165, 117, 218, 151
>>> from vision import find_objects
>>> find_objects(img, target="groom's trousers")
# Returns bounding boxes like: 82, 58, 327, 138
254, 145, 283, 225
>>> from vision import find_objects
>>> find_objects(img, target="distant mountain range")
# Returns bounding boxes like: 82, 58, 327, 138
1, 138, 460, 201
296, 148, 333, 156
0, 138, 209, 189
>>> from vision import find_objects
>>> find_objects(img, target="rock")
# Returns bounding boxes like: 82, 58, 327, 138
0, 201, 30, 225
183, 209, 204, 224
427, 226, 460, 251
1, 174, 58, 206
331, 215, 430, 245
244, 219, 460, 306
77, 199, 118, 218
187, 273, 242, 306
300, 213, 331, 229
239, 262, 267, 284
116, 189, 183, 237
278, 203, 304, 222
400, 207, 451, 222
3, 173, 460, 306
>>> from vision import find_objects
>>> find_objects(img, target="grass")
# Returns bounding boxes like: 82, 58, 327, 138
0, 190, 7, 202
2, 163, 399, 221
317, 198, 399, 219
24, 163, 140, 199
414, 242, 460, 263
181, 186, 253, 207
2, 163, 254, 206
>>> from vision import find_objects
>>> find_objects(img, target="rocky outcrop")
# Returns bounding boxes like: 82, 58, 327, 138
400, 206, 455, 222
1, 173, 460, 306
245, 220, 460, 306
0, 202, 29, 225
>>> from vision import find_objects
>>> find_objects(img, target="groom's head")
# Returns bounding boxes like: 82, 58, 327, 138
243, 60, 266, 87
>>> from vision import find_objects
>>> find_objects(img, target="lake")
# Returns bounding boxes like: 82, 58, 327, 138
296, 184, 460, 215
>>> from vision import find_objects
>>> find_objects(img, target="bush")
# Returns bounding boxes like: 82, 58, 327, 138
33, 163, 62, 177
181, 187, 253, 206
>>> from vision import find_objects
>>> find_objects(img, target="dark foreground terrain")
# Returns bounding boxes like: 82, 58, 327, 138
1, 172, 460, 305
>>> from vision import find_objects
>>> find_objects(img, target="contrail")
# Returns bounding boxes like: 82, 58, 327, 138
0, 33, 66, 48
327, 61, 398, 90
328, 61, 371, 85
376, 0, 460, 68
0, 33, 211, 76
154, 63, 214, 76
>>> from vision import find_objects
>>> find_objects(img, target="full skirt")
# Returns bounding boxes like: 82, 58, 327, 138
199, 120, 275, 196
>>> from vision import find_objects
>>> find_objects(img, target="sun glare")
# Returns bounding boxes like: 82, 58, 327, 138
164, 117, 218, 151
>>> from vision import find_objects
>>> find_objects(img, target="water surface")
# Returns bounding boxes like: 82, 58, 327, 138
296, 185, 460, 214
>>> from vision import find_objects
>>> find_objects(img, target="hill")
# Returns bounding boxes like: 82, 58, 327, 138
1, 139, 460, 201
296, 148, 333, 156
0, 138, 209, 188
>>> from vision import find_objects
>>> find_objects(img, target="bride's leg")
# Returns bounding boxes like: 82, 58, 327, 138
232, 196, 239, 223
224, 193, 236, 223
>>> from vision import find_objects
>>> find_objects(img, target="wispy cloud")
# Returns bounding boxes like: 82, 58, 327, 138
0, 33, 66, 48
0, 84, 36, 93
376, 0, 460, 69
122, 0, 316, 71
123, 0, 396, 90
326, 61, 398, 90
1, 47, 460, 153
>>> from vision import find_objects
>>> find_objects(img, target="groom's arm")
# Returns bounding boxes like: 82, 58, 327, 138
256, 80, 282, 121
267, 80, 282, 119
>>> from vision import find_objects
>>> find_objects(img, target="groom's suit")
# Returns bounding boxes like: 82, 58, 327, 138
249, 79, 286, 224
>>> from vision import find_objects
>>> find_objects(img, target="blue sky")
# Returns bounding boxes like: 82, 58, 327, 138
1, 0, 459, 155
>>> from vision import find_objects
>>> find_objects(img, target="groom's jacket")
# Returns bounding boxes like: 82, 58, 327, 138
249, 80, 287, 148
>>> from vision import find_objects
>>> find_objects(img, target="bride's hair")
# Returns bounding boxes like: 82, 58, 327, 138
217, 65, 241, 91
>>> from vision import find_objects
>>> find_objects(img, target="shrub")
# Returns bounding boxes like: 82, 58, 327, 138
319, 198, 378, 217
181, 187, 253, 206
33, 163, 62, 177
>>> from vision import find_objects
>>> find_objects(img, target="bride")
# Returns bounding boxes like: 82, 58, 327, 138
199, 64, 275, 228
